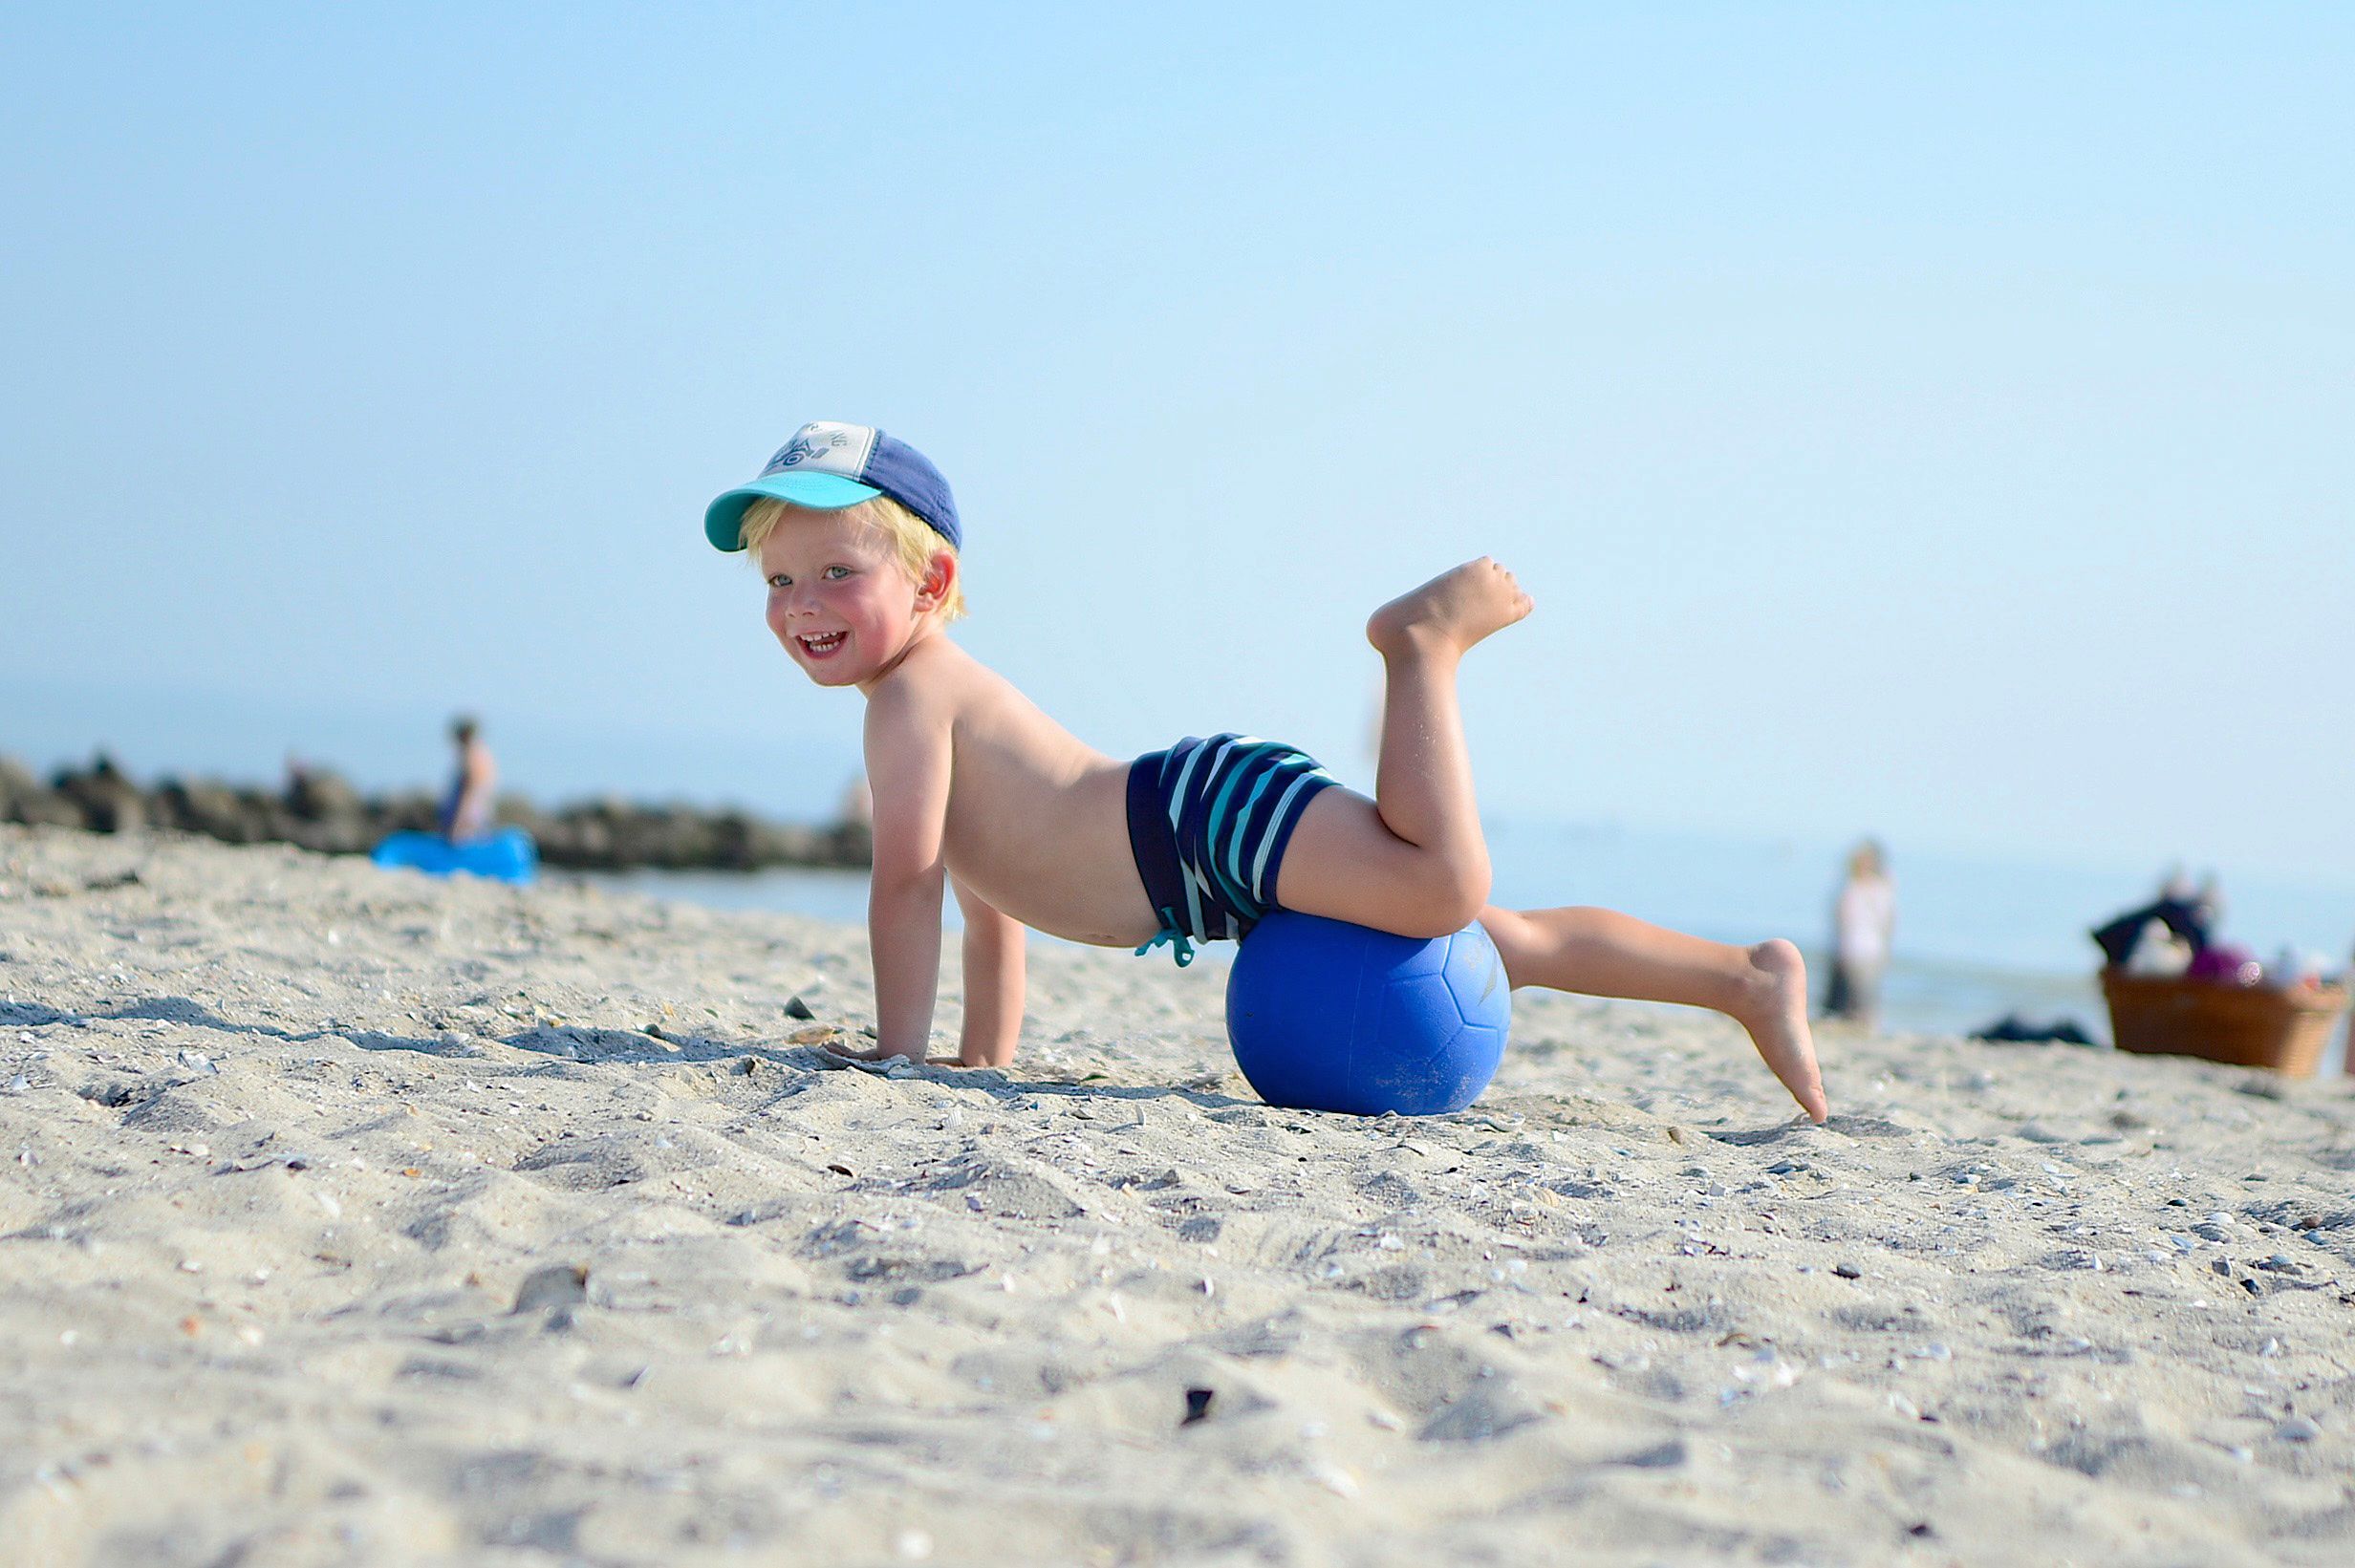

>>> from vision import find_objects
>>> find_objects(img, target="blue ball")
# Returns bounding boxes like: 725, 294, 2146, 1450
1225, 911, 1511, 1116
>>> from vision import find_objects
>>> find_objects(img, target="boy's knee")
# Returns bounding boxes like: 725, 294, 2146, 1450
1404, 855, 1489, 936
1441, 880, 1491, 934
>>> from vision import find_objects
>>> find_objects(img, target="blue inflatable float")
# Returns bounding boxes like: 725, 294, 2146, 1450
370, 827, 538, 884
1224, 911, 1511, 1116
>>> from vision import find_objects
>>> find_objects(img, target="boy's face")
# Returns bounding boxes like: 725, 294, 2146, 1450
758, 508, 938, 691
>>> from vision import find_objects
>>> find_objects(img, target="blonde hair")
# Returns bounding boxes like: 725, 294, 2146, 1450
739, 494, 965, 621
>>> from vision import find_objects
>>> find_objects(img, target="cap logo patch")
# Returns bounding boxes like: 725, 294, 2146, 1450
761, 420, 876, 480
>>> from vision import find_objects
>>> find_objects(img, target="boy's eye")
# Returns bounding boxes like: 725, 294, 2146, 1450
767, 574, 789, 589
823, 565, 852, 580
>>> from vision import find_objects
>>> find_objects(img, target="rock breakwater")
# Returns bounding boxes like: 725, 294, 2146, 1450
0, 752, 869, 871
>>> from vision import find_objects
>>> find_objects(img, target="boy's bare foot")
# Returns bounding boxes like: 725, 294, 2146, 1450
821, 1041, 952, 1069
1367, 558, 1533, 660
1733, 938, 1828, 1123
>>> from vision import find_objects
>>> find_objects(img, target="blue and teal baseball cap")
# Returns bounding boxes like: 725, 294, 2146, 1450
703, 421, 961, 552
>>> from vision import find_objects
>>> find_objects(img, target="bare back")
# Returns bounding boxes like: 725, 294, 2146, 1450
868, 636, 1155, 948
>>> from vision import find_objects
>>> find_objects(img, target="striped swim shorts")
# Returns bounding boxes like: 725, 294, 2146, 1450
1125, 734, 1339, 966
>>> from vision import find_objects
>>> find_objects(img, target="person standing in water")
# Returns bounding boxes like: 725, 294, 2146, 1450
440, 717, 497, 845
1825, 839, 1896, 1030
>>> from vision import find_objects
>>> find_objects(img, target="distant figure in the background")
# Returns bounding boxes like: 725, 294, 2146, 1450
440, 717, 497, 845
838, 770, 874, 827
1824, 839, 1896, 1029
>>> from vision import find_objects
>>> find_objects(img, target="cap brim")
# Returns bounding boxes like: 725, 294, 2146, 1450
702, 473, 883, 551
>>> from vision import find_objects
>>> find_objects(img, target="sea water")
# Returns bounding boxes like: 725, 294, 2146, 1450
577, 817, 2355, 1044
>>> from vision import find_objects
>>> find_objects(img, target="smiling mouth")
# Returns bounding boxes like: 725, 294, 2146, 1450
797, 631, 846, 657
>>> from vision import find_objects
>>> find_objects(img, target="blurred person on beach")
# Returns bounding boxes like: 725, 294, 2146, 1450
1822, 839, 1895, 1030
838, 770, 874, 827
703, 422, 1826, 1122
439, 716, 497, 845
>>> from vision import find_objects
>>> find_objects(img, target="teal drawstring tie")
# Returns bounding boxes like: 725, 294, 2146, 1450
1135, 907, 1197, 968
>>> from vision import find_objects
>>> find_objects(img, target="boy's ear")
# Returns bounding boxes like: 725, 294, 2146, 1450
914, 550, 957, 612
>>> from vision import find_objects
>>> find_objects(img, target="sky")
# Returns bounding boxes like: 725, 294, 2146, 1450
4, 3, 2351, 891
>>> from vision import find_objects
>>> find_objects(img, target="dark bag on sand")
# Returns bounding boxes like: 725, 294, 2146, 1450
2092, 896, 2210, 967
1971, 1013, 2096, 1046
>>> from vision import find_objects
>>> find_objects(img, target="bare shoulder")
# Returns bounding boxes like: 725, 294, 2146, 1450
865, 635, 988, 725
869, 634, 1078, 777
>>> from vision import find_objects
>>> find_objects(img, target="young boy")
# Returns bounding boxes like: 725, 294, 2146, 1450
705, 422, 1826, 1123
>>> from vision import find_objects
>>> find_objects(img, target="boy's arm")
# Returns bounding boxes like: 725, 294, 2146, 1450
951, 876, 1026, 1066
862, 685, 953, 1063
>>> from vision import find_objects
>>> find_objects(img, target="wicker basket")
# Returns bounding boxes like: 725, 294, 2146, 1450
2101, 971, 2350, 1077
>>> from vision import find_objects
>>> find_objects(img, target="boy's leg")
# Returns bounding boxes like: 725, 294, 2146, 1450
1275, 560, 1531, 938
1478, 904, 1828, 1123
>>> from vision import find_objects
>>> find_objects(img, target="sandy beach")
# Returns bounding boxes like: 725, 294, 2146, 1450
5, 823, 2353, 1566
